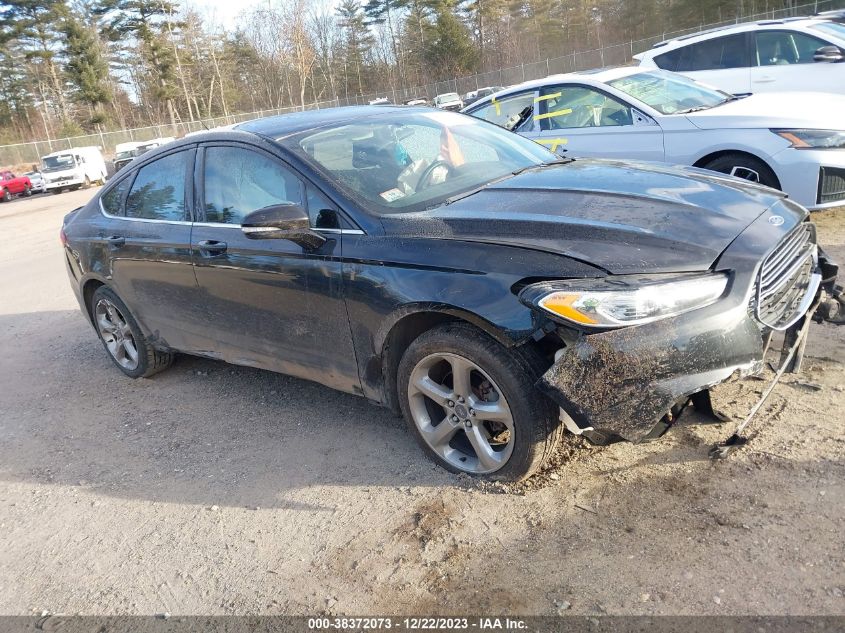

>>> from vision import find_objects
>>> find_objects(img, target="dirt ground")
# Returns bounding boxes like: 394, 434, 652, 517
0, 188, 842, 617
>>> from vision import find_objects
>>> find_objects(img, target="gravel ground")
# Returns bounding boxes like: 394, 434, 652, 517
0, 188, 842, 617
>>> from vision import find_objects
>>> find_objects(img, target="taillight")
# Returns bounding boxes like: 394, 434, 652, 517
59, 227, 68, 247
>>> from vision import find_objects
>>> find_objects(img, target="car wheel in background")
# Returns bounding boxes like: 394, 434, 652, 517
83, 176, 91, 189
703, 153, 780, 190
23, 184, 32, 197
397, 322, 562, 481
0, 188, 9, 202
90, 286, 174, 379
51, 189, 62, 195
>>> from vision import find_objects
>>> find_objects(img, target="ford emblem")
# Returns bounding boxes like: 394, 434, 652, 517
768, 215, 785, 226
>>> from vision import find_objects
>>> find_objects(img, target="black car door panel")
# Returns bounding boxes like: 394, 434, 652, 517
189, 143, 360, 394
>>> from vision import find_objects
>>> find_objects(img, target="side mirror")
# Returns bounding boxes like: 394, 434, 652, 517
814, 45, 844, 63
241, 203, 327, 250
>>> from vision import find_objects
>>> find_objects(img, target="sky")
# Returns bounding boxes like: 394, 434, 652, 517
184, 0, 267, 30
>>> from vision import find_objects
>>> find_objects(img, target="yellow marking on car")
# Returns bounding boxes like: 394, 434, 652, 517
534, 92, 561, 102
534, 108, 572, 121
537, 138, 569, 152
491, 96, 500, 116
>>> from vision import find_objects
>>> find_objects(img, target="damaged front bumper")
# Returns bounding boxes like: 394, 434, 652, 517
534, 223, 840, 444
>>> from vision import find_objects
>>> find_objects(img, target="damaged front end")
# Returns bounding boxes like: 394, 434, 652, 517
521, 216, 840, 446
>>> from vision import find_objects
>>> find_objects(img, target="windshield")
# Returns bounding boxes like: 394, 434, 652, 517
42, 154, 77, 172
438, 93, 459, 102
608, 70, 732, 114
115, 150, 135, 160
283, 110, 555, 214
810, 22, 845, 42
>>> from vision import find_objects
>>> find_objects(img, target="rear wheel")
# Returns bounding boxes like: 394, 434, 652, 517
702, 153, 780, 190
397, 323, 562, 481
23, 184, 32, 197
90, 286, 174, 378
83, 176, 91, 189
0, 188, 9, 202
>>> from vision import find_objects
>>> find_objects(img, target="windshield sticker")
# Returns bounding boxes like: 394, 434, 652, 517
380, 188, 406, 202
534, 92, 561, 102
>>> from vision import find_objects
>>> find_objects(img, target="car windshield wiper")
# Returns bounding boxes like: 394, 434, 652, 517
439, 159, 574, 207
675, 95, 741, 115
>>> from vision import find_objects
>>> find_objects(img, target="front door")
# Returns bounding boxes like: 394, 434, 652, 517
750, 30, 843, 94
189, 143, 360, 393
533, 84, 665, 161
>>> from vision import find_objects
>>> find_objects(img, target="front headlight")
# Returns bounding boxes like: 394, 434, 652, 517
520, 273, 729, 328
773, 129, 845, 150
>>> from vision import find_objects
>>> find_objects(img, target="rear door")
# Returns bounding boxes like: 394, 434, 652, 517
657, 33, 752, 95
533, 84, 664, 161
466, 90, 539, 137
189, 142, 360, 393
98, 147, 199, 349
750, 29, 842, 93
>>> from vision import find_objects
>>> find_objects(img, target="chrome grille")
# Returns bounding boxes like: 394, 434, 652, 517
754, 222, 818, 330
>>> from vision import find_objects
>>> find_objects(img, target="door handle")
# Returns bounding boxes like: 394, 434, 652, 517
754, 76, 776, 83
106, 235, 125, 247
197, 240, 227, 256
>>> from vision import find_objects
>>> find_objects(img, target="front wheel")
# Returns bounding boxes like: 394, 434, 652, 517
702, 153, 780, 190
83, 176, 91, 189
397, 323, 562, 481
23, 184, 32, 197
90, 286, 174, 378
0, 188, 10, 202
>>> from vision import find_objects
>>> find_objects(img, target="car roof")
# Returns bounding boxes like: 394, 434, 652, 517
463, 66, 645, 107
234, 105, 419, 138
637, 16, 839, 58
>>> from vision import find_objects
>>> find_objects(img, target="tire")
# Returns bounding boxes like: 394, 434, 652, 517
23, 184, 32, 197
702, 153, 780, 190
397, 322, 562, 481
51, 189, 62, 195
83, 176, 91, 189
0, 188, 9, 202
89, 286, 174, 378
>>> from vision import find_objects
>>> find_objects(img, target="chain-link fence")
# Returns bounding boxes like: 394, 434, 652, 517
1, 0, 842, 167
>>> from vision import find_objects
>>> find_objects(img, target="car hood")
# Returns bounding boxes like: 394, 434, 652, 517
686, 92, 845, 130
381, 159, 790, 274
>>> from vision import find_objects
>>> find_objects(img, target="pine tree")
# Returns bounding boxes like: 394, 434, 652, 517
62, 12, 112, 126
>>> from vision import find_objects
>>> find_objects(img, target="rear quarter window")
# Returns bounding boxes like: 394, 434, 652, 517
100, 177, 132, 216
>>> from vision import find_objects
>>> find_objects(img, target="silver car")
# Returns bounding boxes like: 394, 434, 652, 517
24, 171, 46, 194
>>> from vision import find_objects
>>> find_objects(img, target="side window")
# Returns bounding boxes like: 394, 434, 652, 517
125, 151, 189, 221
676, 34, 749, 71
654, 48, 683, 72
469, 92, 536, 132
203, 146, 303, 225
100, 177, 132, 216
756, 31, 829, 65
538, 86, 633, 130
306, 185, 345, 229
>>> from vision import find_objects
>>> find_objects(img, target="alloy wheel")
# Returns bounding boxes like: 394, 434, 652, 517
407, 352, 514, 474
95, 298, 139, 371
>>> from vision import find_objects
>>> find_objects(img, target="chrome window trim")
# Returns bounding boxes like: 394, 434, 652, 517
99, 201, 365, 234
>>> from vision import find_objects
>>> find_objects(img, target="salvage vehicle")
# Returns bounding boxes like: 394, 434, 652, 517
113, 141, 144, 173
0, 170, 32, 201
41, 146, 108, 194
24, 170, 46, 194
634, 13, 845, 96
462, 67, 845, 210
61, 106, 840, 480
434, 92, 464, 111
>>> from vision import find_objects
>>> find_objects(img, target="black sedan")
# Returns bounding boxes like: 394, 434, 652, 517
61, 106, 838, 480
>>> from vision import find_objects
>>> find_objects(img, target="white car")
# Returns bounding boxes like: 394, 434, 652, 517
462, 67, 845, 210
634, 12, 845, 96
24, 171, 46, 193
434, 92, 464, 112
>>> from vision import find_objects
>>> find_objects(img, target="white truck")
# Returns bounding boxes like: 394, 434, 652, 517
41, 146, 108, 194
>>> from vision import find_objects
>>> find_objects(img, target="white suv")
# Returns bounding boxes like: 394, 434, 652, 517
634, 12, 845, 96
